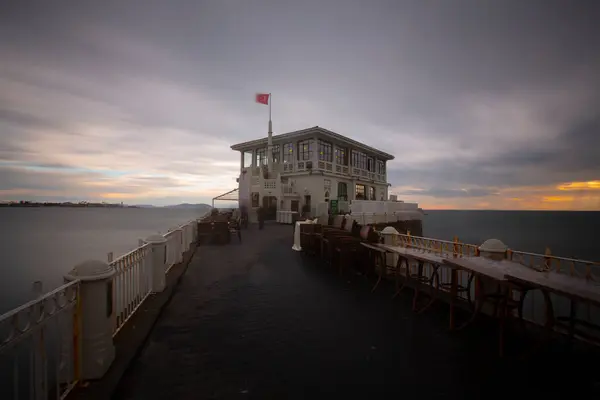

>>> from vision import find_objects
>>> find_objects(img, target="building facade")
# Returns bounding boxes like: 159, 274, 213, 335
231, 126, 393, 217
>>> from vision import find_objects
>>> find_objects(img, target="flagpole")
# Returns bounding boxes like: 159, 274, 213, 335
267, 93, 273, 174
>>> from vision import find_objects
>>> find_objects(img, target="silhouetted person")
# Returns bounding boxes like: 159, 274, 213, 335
257, 206, 265, 230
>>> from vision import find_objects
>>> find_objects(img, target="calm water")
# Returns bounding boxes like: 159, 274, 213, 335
1, 208, 598, 314
0, 207, 205, 313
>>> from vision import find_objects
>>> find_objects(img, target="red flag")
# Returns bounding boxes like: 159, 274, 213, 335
255, 93, 270, 105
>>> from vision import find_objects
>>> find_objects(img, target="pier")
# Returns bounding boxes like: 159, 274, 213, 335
2, 218, 600, 399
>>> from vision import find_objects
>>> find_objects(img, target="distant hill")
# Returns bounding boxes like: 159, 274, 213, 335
163, 203, 212, 210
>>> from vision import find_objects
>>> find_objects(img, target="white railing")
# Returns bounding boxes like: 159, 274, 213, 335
0, 218, 200, 397
110, 243, 152, 336
0, 280, 81, 399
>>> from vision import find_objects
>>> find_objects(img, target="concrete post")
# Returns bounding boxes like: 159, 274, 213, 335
478, 239, 508, 261
64, 260, 116, 380
145, 234, 167, 292
174, 228, 184, 263
381, 226, 400, 267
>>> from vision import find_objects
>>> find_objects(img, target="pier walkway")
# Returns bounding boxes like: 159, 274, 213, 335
115, 223, 597, 399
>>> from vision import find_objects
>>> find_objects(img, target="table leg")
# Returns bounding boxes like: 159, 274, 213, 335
371, 250, 383, 292
449, 267, 458, 330
415, 264, 440, 314
454, 275, 485, 331
411, 261, 424, 311
392, 256, 407, 299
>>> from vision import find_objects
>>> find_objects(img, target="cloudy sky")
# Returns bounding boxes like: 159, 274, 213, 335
1, 0, 599, 209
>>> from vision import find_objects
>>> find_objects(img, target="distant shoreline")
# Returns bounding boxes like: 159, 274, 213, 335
0, 203, 139, 208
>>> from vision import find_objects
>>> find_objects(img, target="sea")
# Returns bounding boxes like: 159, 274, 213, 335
0, 208, 599, 314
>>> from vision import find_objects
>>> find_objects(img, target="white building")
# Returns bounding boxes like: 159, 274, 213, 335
231, 126, 393, 218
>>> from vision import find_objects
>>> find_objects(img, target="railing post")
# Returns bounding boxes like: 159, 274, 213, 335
145, 234, 167, 292
64, 261, 115, 380
175, 228, 184, 263
381, 226, 400, 268
478, 239, 508, 261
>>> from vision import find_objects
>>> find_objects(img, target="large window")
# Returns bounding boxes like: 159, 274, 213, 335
256, 148, 267, 166
272, 144, 280, 163
298, 140, 312, 161
367, 157, 375, 172
283, 143, 294, 163
377, 160, 386, 175
338, 182, 348, 201
318, 140, 332, 162
369, 186, 376, 200
243, 151, 252, 168
352, 150, 367, 170
335, 147, 348, 165
355, 184, 366, 200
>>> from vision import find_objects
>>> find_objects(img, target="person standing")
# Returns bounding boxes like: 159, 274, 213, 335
257, 206, 265, 230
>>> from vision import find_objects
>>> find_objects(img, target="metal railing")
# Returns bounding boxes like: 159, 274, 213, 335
0, 218, 200, 398
0, 281, 81, 399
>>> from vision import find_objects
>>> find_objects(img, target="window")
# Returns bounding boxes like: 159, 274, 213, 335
367, 157, 375, 172
335, 147, 348, 165
369, 186, 376, 200
377, 160, 386, 175
243, 151, 252, 168
283, 143, 294, 163
298, 140, 312, 161
272, 144, 280, 163
255, 148, 267, 166
251, 192, 259, 207
318, 140, 332, 162
351, 150, 367, 170
338, 182, 348, 201
355, 184, 365, 200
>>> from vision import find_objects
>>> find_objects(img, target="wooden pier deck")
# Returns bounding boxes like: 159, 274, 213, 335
114, 223, 599, 399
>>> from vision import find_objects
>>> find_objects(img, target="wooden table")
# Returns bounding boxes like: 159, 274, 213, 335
378, 245, 450, 313
504, 268, 600, 345
443, 257, 546, 356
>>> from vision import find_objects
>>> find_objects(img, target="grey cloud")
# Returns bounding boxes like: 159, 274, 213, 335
1, 0, 599, 204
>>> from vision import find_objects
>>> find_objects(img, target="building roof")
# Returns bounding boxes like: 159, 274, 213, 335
230, 126, 395, 160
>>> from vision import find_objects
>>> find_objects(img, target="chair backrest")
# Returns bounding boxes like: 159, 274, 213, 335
360, 225, 371, 241
332, 215, 344, 228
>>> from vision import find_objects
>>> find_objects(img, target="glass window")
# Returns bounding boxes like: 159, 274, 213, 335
367, 158, 375, 172
298, 140, 312, 161
377, 160, 386, 175
335, 147, 348, 165
318, 140, 332, 162
256, 148, 268, 166
369, 186, 375, 200
355, 184, 365, 200
243, 151, 253, 168
352, 151, 367, 170
272, 144, 280, 163
283, 143, 293, 163
338, 182, 348, 201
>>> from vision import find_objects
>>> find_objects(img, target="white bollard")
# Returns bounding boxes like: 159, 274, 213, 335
381, 226, 400, 268
64, 260, 116, 380
145, 234, 167, 292
479, 239, 508, 261
175, 228, 184, 263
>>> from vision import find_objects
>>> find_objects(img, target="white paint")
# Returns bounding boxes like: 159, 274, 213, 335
64, 260, 116, 380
